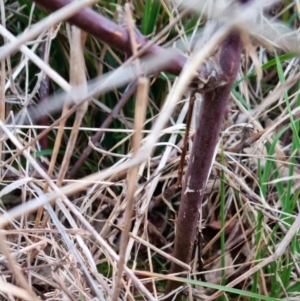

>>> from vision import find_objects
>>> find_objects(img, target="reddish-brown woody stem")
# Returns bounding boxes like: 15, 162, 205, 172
32, 0, 187, 76
164, 29, 243, 300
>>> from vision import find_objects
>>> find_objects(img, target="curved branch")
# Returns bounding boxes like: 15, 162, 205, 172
31, 0, 187, 76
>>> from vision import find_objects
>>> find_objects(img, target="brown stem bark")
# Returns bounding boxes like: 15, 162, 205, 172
164, 30, 243, 300
31, 0, 187, 76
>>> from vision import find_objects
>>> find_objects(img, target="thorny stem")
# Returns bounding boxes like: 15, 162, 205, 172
165, 29, 243, 300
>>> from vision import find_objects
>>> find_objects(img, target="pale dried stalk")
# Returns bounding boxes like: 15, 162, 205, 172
29, 26, 96, 291
0, 25, 70, 92
31, 183, 107, 301
45, 103, 71, 188
206, 212, 300, 300
0, 232, 39, 300
32, 25, 88, 261
2, 49, 177, 172
57, 25, 88, 185
33, 27, 88, 273
232, 75, 300, 161
0, 279, 36, 300
130, 232, 191, 270
113, 7, 149, 298
29, 106, 71, 264
122, 100, 190, 288
0, 0, 96, 62
4, 31, 47, 93
0, 123, 106, 300
0, 120, 156, 301
6, 22, 231, 280
113, 78, 149, 301
110, 5, 152, 298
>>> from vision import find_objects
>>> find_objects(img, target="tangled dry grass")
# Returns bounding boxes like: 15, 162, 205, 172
1, 0, 300, 300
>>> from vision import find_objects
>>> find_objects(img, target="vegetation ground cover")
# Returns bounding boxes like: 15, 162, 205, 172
0, 0, 300, 300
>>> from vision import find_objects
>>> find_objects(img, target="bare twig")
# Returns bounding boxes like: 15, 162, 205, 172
68, 82, 137, 178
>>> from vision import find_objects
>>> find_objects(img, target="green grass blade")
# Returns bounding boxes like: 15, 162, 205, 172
170, 276, 282, 301
141, 0, 161, 35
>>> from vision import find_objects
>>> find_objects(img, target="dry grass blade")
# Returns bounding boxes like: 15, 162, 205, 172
0, 279, 37, 300
31, 184, 107, 301
0, 154, 140, 228
21, 50, 177, 124
0, 122, 106, 300
30, 25, 89, 263
57, 25, 88, 185
113, 6, 149, 300
113, 78, 149, 301
0, 0, 96, 62
0, 124, 155, 300
0, 23, 229, 297
2, 0, 300, 300
0, 231, 39, 300
206, 213, 300, 300
0, 24, 70, 92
